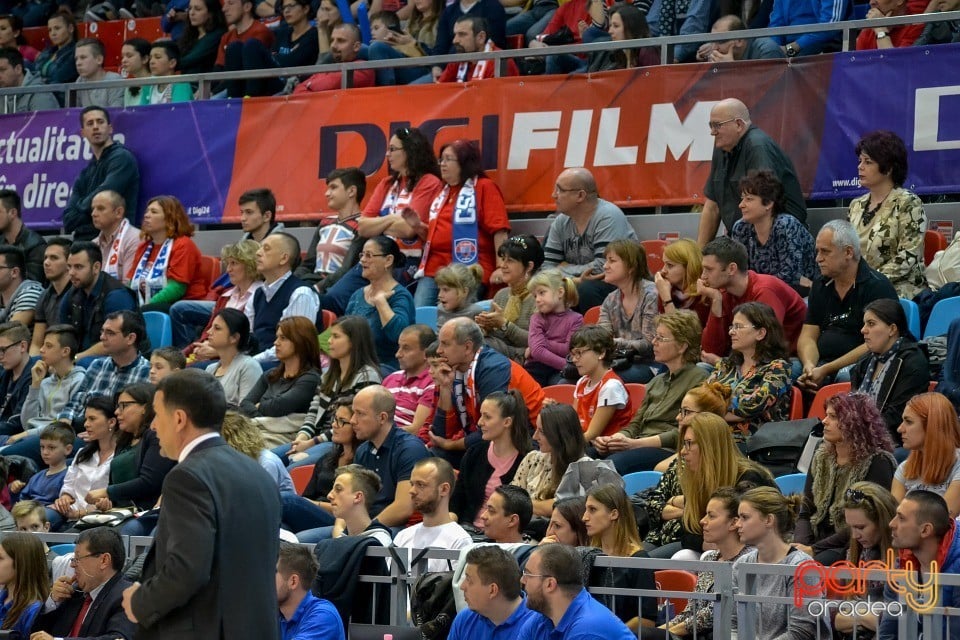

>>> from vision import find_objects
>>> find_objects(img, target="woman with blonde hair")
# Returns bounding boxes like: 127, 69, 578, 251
598, 239, 659, 383
435, 263, 485, 327
0, 532, 47, 634
221, 411, 294, 493
654, 238, 710, 327
893, 391, 960, 516
526, 268, 583, 386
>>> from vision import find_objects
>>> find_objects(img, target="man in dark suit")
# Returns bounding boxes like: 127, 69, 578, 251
121, 369, 282, 639
30, 527, 136, 640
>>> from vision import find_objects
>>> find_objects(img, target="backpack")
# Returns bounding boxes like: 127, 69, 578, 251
745, 418, 820, 477
410, 570, 456, 640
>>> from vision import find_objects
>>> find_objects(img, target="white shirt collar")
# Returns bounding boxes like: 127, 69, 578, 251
178, 432, 220, 463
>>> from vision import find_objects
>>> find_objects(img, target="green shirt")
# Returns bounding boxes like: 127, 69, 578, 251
618, 364, 708, 448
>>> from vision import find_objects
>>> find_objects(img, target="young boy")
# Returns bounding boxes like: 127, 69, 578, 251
9, 423, 73, 505
383, 325, 436, 444
296, 168, 365, 288
423, 341, 445, 447
369, 11, 402, 42
149, 347, 187, 384
12, 500, 73, 577
140, 40, 193, 105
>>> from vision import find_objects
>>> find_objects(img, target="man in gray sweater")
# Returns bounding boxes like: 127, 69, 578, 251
0, 48, 59, 114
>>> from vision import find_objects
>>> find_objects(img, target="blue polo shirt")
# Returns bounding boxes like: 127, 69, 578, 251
517, 589, 635, 640
354, 426, 430, 516
450, 597, 539, 640
279, 592, 344, 640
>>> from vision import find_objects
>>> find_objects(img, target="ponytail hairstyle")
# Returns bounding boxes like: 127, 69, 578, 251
528, 268, 579, 311
435, 263, 484, 308
483, 390, 532, 454
739, 486, 805, 541
215, 308, 257, 354
77, 395, 118, 465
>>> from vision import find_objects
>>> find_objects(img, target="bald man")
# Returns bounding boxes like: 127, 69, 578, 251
697, 98, 807, 246
696, 16, 786, 62
542, 168, 637, 311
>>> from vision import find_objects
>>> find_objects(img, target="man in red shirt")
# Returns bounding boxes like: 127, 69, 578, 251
217, 0, 275, 96
438, 16, 518, 82
294, 24, 375, 93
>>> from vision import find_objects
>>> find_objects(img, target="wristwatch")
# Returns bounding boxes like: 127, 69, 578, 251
875, 30, 889, 39
785, 43, 800, 57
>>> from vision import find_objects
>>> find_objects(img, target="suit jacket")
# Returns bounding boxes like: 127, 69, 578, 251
131, 436, 281, 640
33, 572, 136, 639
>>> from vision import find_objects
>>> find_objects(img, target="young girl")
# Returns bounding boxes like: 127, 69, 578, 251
525, 269, 583, 386
0, 532, 47, 635
571, 325, 633, 443
435, 263, 485, 328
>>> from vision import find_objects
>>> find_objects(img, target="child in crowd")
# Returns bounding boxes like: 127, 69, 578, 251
571, 325, 633, 443
10, 501, 73, 579
436, 263, 484, 328
8, 423, 72, 505
368, 11, 402, 42
0, 532, 48, 635
139, 41, 193, 105
382, 325, 436, 442
149, 347, 186, 384
422, 341, 446, 447
524, 269, 583, 386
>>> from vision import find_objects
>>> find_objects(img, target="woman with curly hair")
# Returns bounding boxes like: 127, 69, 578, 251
893, 391, 960, 516
221, 411, 294, 493
794, 392, 897, 565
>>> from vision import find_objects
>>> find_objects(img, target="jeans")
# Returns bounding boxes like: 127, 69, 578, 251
507, 5, 556, 43
169, 300, 215, 348
367, 41, 430, 86
413, 276, 438, 307
298, 525, 334, 543
271, 441, 333, 469
281, 491, 335, 532
121, 512, 159, 536
546, 53, 587, 75
575, 279, 617, 313
606, 447, 675, 475
239, 38, 284, 96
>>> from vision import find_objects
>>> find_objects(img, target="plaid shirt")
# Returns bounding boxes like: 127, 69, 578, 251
58, 354, 150, 424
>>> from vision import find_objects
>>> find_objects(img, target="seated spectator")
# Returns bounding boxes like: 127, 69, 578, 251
731, 170, 816, 295
92, 190, 140, 287
344, 236, 415, 372
0, 246, 42, 326
12, 500, 51, 533
33, 526, 136, 640
282, 397, 356, 540
829, 481, 899, 637
239, 316, 323, 448
74, 38, 123, 108
235, 0, 318, 96
732, 487, 822, 638
478, 234, 544, 364
315, 0, 344, 57
914, 0, 960, 44
593, 311, 707, 474
588, 3, 659, 72
35, 11, 78, 88
0, 189, 46, 284
427, 0, 507, 81
0, 532, 48, 634
526, 0, 593, 74
893, 392, 960, 515
519, 543, 635, 640
252, 232, 321, 364
17, 325, 85, 450
139, 41, 193, 104
405, 139, 510, 307
29, 239, 73, 356
176, 0, 228, 76
217, 0, 275, 96
325, 463, 393, 544
284, 315, 381, 466
8, 423, 72, 505
175, 240, 262, 360
451, 390, 532, 528
295, 168, 365, 288
293, 23, 374, 92
221, 411, 294, 493
526, 270, 581, 386
120, 38, 151, 106
479, 484, 532, 543
237, 185, 289, 242
854, 299, 930, 442
696, 14, 786, 61
847, 130, 927, 299
276, 542, 345, 640
206, 309, 262, 408
48, 396, 118, 530
352, 386, 431, 528
597, 239, 658, 384
436, 264, 485, 328
571, 326, 633, 443
707, 302, 791, 443
395, 457, 473, 569
794, 392, 897, 564
0, 322, 37, 437
366, 1, 442, 85
61, 243, 138, 363
645, 0, 715, 61
582, 483, 658, 628
798, 220, 898, 390
768, 0, 851, 55
0, 15, 37, 63
507, 0, 559, 44
437, 16, 518, 82
450, 546, 540, 640
653, 238, 710, 327
129, 195, 208, 312
699, 237, 807, 362
0, 47, 59, 114
382, 324, 436, 442
149, 348, 185, 384
857, 0, 928, 48
539, 496, 588, 545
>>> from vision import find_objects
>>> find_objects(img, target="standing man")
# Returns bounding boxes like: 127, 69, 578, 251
697, 98, 806, 246
0, 188, 47, 282
92, 190, 140, 285
122, 369, 282, 639
62, 106, 140, 241
0, 246, 43, 326
542, 168, 637, 311
29, 238, 73, 355
450, 546, 539, 640
239, 188, 284, 243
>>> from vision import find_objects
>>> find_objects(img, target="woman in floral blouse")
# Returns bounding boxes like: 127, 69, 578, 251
707, 302, 791, 444
848, 130, 928, 299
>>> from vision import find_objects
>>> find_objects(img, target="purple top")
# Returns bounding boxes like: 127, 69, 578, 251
527, 309, 584, 370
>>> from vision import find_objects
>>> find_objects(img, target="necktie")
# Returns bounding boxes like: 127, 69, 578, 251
69, 594, 93, 636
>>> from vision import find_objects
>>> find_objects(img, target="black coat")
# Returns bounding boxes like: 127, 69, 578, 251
850, 341, 930, 444
449, 441, 525, 525
33, 571, 136, 639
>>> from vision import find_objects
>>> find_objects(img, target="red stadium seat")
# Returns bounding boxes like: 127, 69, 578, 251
84, 19, 125, 71
655, 570, 697, 614
640, 239, 666, 274
543, 384, 576, 406
200, 256, 221, 288
789, 386, 804, 420
625, 383, 645, 408
925, 230, 947, 267
22, 26, 50, 52
123, 16, 164, 42
289, 465, 314, 495
808, 383, 851, 420
583, 306, 601, 325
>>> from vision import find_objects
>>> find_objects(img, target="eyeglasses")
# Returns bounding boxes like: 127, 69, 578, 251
708, 117, 737, 131
681, 439, 698, 451
70, 552, 104, 566
359, 252, 386, 260
0, 343, 15, 357
439, 156, 458, 164
728, 324, 756, 332
553, 184, 583, 194
570, 348, 593, 360
652, 335, 675, 343
522, 570, 553, 580
678, 407, 700, 418
281, 3, 299, 9
116, 401, 142, 411
332, 417, 352, 428
386, 146, 404, 153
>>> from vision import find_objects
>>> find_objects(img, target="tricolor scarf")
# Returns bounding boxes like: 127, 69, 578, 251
456, 40, 494, 82
131, 238, 173, 305
380, 178, 421, 257
416, 177, 479, 278
103, 218, 129, 281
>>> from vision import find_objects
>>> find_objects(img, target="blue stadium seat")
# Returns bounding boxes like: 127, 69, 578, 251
415, 306, 438, 331
899, 298, 921, 340
476, 300, 493, 312
775, 473, 807, 495
924, 296, 960, 339
49, 543, 75, 555
144, 311, 173, 348
622, 471, 662, 494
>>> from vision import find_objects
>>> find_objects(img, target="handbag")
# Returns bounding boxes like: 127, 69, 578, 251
75, 507, 137, 530
745, 418, 820, 477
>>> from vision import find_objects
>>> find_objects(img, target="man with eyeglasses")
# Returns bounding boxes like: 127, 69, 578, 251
518, 544, 634, 640
449, 546, 538, 640
542, 168, 637, 312
32, 526, 136, 640
697, 98, 806, 247
0, 321, 38, 438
